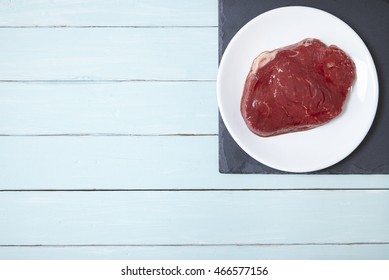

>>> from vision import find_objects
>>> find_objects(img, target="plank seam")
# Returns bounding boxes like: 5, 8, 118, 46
0, 80, 216, 83
0, 134, 218, 137
1, 243, 389, 247
1, 189, 388, 192
0, 26, 218, 28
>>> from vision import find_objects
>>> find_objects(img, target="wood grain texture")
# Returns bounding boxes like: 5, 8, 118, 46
0, 136, 388, 189
1, 191, 388, 245
1, 0, 388, 260
0, 0, 217, 26
0, 82, 217, 135
0, 28, 217, 80
1, 244, 389, 260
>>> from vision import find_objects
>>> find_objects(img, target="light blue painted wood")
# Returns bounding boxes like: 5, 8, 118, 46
0, 136, 388, 189
0, 28, 217, 80
0, 82, 217, 135
1, 191, 388, 244
0, 0, 387, 261
0, 0, 217, 26
1, 244, 389, 260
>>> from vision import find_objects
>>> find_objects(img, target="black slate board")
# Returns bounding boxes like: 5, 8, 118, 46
218, 0, 389, 174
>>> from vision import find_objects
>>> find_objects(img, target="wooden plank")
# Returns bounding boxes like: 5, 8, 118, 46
1, 244, 388, 260
0, 0, 217, 26
1, 191, 388, 244
0, 136, 388, 189
0, 82, 217, 135
0, 28, 217, 80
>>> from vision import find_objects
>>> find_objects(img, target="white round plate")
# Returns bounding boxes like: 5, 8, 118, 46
217, 6, 379, 173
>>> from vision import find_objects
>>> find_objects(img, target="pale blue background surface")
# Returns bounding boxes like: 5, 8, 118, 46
0, 0, 388, 259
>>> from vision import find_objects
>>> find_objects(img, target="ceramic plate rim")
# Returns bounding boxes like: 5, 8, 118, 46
217, 6, 379, 173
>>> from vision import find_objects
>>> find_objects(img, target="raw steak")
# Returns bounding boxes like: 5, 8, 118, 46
241, 38, 356, 137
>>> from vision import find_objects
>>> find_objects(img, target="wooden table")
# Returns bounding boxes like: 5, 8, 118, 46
1, 0, 388, 259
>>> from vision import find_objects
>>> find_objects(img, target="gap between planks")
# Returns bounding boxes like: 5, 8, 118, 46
1, 189, 388, 192
2, 242, 389, 247
0, 26, 218, 28
0, 133, 217, 137
0, 79, 216, 83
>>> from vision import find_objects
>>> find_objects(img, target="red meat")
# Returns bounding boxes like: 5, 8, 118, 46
241, 38, 356, 137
